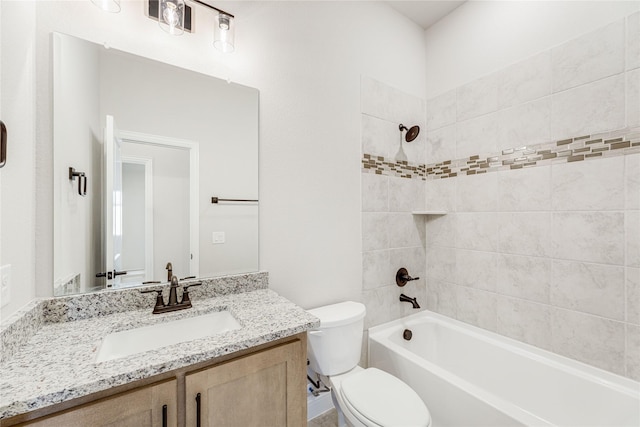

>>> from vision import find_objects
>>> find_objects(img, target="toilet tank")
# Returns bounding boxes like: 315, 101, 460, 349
307, 301, 366, 376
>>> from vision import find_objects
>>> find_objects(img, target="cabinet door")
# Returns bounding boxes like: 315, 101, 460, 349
19, 379, 177, 427
185, 339, 306, 427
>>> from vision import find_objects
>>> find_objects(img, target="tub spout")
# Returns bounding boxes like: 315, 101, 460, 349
399, 293, 420, 309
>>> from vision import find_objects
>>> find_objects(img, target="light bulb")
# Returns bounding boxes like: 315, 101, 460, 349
163, 2, 179, 27
214, 13, 235, 53
159, 0, 185, 36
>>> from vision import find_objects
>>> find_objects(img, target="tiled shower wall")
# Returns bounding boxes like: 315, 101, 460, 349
360, 76, 427, 336
424, 12, 640, 380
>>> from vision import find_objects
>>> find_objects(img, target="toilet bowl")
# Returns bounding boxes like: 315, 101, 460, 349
307, 301, 431, 427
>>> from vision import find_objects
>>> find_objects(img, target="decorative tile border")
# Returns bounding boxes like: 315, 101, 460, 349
361, 127, 640, 180
361, 154, 426, 180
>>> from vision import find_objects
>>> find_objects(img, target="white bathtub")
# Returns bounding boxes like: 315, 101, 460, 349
368, 311, 640, 427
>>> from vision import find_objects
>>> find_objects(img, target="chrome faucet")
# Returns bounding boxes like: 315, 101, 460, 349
166, 262, 173, 282
399, 293, 420, 309
141, 276, 202, 314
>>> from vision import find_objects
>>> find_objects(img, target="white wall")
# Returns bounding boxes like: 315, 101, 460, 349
0, 0, 37, 320
424, 0, 640, 98
0, 0, 426, 320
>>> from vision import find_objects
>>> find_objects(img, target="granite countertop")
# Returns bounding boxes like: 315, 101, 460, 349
0, 288, 319, 419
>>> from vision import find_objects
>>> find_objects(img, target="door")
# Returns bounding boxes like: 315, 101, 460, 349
102, 115, 125, 287
185, 339, 306, 427
18, 379, 177, 427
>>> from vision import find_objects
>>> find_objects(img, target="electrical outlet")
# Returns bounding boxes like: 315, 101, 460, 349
212, 232, 226, 244
0, 265, 11, 308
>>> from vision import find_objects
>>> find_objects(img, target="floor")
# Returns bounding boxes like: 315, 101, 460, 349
308, 408, 338, 427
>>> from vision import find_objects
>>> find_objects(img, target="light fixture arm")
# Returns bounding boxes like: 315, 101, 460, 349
189, 0, 233, 18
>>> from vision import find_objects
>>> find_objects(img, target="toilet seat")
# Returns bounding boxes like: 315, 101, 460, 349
339, 368, 431, 427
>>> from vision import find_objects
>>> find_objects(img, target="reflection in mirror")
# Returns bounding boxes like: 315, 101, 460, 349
53, 33, 259, 296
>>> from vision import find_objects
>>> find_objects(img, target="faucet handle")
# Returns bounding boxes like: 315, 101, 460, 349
180, 282, 202, 305
140, 289, 165, 310
396, 268, 420, 287
183, 282, 202, 291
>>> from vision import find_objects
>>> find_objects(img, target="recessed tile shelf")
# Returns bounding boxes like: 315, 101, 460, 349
412, 211, 447, 215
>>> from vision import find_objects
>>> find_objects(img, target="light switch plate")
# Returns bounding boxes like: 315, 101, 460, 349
0, 264, 11, 308
212, 232, 226, 244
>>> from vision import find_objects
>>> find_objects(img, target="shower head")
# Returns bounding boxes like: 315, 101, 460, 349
399, 124, 420, 142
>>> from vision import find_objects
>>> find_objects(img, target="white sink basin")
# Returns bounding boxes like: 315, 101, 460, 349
95, 311, 241, 363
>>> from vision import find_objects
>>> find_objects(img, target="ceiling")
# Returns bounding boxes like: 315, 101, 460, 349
386, 1, 466, 30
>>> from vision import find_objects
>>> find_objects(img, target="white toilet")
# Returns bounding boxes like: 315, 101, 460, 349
307, 301, 431, 427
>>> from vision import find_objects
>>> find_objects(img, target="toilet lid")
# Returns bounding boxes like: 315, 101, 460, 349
340, 368, 431, 427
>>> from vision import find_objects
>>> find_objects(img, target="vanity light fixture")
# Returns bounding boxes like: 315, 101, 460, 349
147, 0, 235, 52
90, 0, 121, 13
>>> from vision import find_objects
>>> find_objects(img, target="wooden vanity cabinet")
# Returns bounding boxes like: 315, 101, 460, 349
185, 339, 306, 427
17, 379, 177, 427
4, 333, 307, 427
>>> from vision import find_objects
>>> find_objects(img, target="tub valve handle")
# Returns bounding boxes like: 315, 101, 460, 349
396, 268, 419, 287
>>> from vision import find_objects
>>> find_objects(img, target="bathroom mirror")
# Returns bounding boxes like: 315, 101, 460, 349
53, 32, 259, 296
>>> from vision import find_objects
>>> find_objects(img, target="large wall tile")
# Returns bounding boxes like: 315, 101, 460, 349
426, 245, 456, 282
498, 166, 551, 212
388, 213, 425, 248
497, 97, 551, 148
361, 76, 426, 128
389, 176, 425, 213
456, 286, 497, 332
551, 260, 625, 320
550, 74, 625, 140
456, 112, 499, 159
456, 213, 499, 252
497, 297, 552, 350
498, 212, 552, 258
361, 114, 396, 158
426, 124, 456, 165
425, 214, 456, 247
626, 154, 640, 210
627, 69, 640, 128
497, 51, 552, 109
627, 210, 640, 267
551, 308, 625, 375
457, 74, 499, 121
627, 12, 640, 71
627, 324, 640, 381
426, 280, 457, 318
552, 20, 625, 92
497, 254, 551, 303
551, 212, 625, 265
628, 267, 640, 325
362, 213, 388, 252
362, 173, 388, 212
455, 249, 498, 291
456, 172, 498, 212
362, 250, 390, 290
551, 155, 625, 211
427, 89, 456, 131
425, 177, 456, 212
362, 284, 396, 329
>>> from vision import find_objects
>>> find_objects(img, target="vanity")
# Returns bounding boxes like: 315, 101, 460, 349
0, 273, 319, 426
